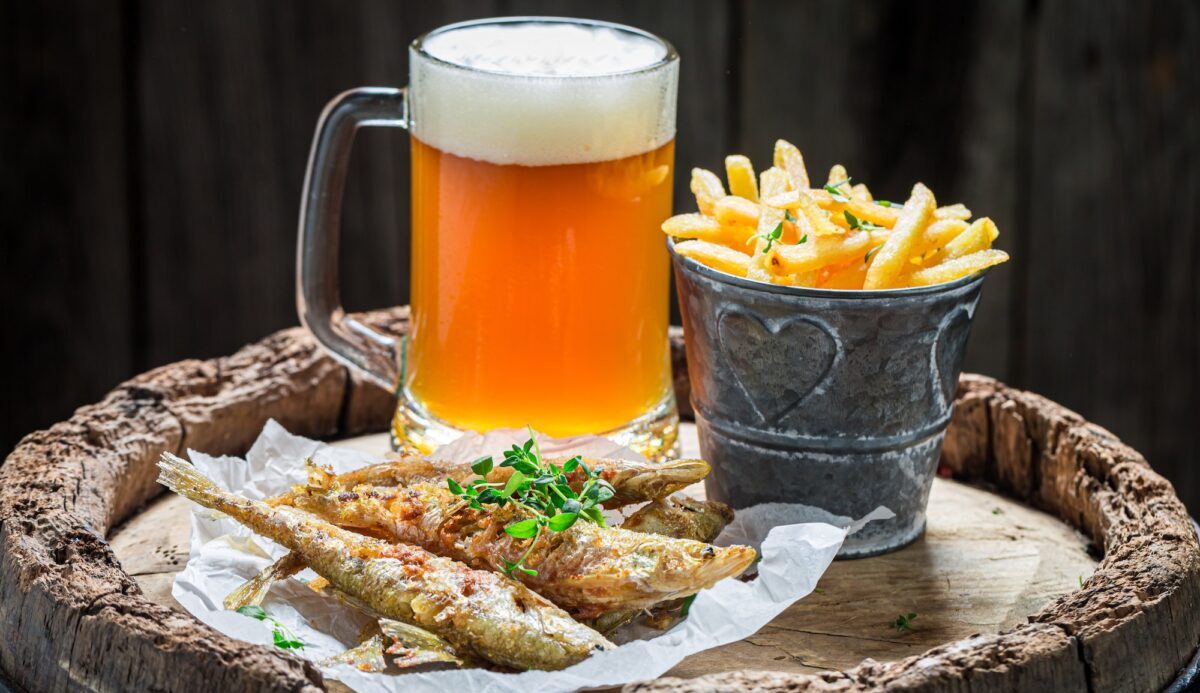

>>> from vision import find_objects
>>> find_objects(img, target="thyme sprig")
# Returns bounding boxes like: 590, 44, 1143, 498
844, 210, 885, 233
750, 213, 807, 255
447, 427, 615, 577
824, 178, 852, 203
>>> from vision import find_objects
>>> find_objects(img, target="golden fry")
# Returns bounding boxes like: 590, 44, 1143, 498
675, 240, 752, 277
914, 218, 969, 256
941, 217, 998, 260
725, 155, 759, 202
662, 213, 723, 240
773, 231, 873, 274
759, 167, 793, 199
660, 141, 1009, 290
906, 249, 1009, 287
847, 199, 899, 228
796, 191, 844, 237
713, 195, 761, 227
817, 260, 868, 290
747, 206, 786, 274
773, 139, 810, 189
761, 190, 802, 209
690, 168, 726, 215
864, 183, 935, 290
934, 203, 972, 220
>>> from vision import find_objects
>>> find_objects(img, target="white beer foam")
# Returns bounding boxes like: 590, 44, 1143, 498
411, 22, 677, 166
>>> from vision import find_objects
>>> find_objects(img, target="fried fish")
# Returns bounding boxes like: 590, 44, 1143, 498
292, 454, 709, 509
276, 466, 756, 618
158, 452, 611, 670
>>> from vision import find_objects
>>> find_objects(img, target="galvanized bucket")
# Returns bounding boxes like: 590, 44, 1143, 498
671, 242, 987, 557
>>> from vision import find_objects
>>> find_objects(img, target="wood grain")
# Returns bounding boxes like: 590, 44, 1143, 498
1, 311, 1196, 691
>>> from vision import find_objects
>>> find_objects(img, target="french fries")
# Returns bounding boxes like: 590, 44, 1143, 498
665, 139, 1009, 290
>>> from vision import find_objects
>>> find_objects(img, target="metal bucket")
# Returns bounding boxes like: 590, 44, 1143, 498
671, 243, 987, 557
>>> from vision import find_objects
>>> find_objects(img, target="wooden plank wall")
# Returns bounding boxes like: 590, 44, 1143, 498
2, 1, 1197, 510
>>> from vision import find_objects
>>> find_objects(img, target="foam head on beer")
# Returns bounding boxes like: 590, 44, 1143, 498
412, 20, 678, 166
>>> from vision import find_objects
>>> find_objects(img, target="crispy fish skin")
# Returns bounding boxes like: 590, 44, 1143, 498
591, 496, 737, 634
157, 453, 611, 671
279, 474, 757, 618
314, 455, 709, 508
621, 496, 735, 543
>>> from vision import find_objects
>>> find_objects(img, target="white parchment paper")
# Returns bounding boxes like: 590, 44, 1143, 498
172, 420, 880, 692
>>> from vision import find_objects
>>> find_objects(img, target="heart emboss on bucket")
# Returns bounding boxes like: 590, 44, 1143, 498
717, 310, 838, 424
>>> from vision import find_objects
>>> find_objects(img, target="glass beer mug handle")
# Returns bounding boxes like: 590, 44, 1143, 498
296, 87, 409, 390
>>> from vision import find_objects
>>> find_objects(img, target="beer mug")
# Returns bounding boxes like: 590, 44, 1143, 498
297, 17, 680, 457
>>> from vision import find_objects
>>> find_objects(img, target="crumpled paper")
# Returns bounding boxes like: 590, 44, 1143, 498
172, 420, 883, 692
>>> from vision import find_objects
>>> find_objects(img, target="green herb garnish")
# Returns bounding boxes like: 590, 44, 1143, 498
823, 178, 851, 203
448, 427, 615, 577
877, 200, 895, 207
753, 221, 786, 254
844, 210, 885, 232
679, 594, 698, 618
865, 243, 885, 263
892, 612, 918, 632
237, 605, 305, 650
785, 209, 798, 222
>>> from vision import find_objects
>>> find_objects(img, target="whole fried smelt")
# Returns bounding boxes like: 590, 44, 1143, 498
905, 249, 1009, 287
674, 240, 752, 277
281, 473, 757, 618
309, 454, 710, 510
622, 496, 735, 543
224, 551, 306, 610
157, 453, 612, 671
864, 183, 935, 289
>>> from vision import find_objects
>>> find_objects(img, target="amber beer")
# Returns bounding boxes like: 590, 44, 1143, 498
397, 20, 681, 452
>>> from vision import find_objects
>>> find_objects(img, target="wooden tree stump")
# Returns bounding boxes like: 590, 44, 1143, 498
1, 306, 1196, 692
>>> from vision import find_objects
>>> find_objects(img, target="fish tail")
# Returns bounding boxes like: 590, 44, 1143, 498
622, 458, 711, 501
158, 451, 227, 504
157, 452, 258, 524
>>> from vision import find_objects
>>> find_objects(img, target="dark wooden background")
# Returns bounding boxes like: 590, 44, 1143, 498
2, 1, 1197, 511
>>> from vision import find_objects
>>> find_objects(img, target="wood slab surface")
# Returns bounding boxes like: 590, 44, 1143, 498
4, 310, 1197, 692
108, 425, 1098, 680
